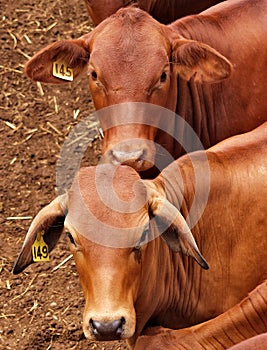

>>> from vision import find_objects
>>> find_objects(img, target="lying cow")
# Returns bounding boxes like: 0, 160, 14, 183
24, 0, 267, 175
135, 280, 267, 349
83, 0, 224, 26
13, 122, 267, 348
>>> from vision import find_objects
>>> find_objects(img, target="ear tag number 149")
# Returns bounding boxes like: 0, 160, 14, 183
53, 61, 73, 81
32, 230, 50, 262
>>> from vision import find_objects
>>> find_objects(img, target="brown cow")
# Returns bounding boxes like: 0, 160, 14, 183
135, 281, 267, 349
13, 123, 267, 348
24, 0, 267, 175
83, 0, 224, 26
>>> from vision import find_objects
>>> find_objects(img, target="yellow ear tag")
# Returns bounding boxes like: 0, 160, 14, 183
32, 230, 50, 262
52, 61, 74, 81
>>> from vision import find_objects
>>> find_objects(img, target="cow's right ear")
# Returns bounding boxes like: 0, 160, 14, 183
24, 35, 91, 84
13, 195, 67, 274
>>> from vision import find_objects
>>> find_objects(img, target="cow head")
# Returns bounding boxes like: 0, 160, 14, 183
13, 164, 208, 345
24, 7, 231, 170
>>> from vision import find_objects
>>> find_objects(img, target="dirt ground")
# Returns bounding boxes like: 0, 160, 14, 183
1, 1, 128, 349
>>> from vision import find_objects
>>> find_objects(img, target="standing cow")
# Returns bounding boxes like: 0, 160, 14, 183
24, 0, 267, 176
83, 0, 224, 26
13, 123, 267, 348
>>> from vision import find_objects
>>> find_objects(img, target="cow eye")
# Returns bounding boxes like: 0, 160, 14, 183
91, 71, 98, 81
160, 71, 167, 83
66, 231, 76, 246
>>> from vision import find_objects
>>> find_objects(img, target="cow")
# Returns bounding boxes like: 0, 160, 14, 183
24, 0, 267, 176
13, 122, 267, 348
135, 280, 267, 349
83, 0, 224, 26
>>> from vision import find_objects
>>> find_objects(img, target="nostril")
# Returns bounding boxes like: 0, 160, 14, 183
108, 149, 120, 165
138, 149, 146, 163
89, 319, 100, 336
116, 317, 125, 336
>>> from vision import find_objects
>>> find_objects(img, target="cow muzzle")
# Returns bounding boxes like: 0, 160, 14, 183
89, 317, 125, 341
102, 139, 156, 172
83, 309, 136, 341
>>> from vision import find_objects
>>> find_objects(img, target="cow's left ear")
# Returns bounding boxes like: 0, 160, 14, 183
24, 34, 91, 84
147, 186, 209, 270
171, 38, 232, 83
13, 195, 67, 274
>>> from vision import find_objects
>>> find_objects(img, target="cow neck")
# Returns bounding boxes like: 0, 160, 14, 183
156, 253, 202, 329
133, 237, 170, 334
175, 76, 218, 154
170, 15, 231, 152
135, 232, 200, 330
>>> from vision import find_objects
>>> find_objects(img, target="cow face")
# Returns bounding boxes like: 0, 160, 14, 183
86, 13, 176, 172
13, 164, 208, 344
24, 8, 231, 173
64, 165, 149, 342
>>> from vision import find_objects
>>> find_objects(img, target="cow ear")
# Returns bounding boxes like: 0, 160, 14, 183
24, 35, 91, 84
13, 195, 67, 274
172, 39, 232, 83
148, 187, 209, 270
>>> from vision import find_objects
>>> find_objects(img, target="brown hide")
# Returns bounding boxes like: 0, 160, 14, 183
83, 0, 224, 26
135, 280, 267, 349
228, 334, 267, 350
83, 0, 130, 26
24, 0, 267, 176
13, 123, 267, 348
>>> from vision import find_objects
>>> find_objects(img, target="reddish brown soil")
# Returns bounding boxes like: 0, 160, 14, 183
0, 1, 128, 349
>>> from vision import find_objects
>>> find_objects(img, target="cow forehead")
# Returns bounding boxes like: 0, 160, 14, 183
89, 9, 171, 73
69, 164, 148, 208
66, 165, 150, 247
91, 18, 167, 50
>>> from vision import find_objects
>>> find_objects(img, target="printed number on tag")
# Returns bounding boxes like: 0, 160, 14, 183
53, 61, 73, 81
32, 230, 50, 262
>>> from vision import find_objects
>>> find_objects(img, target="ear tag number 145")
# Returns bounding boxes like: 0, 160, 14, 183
32, 230, 50, 262
53, 61, 73, 81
